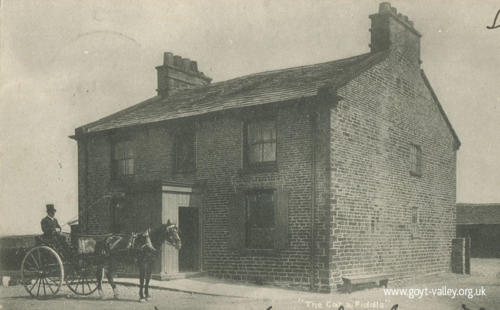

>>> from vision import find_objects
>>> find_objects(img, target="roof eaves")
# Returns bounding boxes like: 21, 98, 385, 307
93, 93, 320, 135
420, 70, 461, 150
73, 95, 162, 139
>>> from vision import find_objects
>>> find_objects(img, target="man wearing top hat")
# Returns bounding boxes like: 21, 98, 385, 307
41, 204, 62, 237
40, 204, 71, 254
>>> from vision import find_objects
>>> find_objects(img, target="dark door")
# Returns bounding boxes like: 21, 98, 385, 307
110, 198, 124, 233
178, 207, 199, 272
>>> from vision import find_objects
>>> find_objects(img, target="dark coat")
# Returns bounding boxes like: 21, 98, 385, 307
41, 216, 61, 236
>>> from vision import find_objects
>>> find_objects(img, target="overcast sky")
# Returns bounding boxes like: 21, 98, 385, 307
1, 0, 499, 236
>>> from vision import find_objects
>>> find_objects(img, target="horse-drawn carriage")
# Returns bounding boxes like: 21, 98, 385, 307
20, 223, 181, 300
20, 234, 104, 298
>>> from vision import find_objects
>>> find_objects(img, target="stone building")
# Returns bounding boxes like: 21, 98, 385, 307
72, 3, 460, 292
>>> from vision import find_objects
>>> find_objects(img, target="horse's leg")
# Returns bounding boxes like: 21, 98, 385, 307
106, 258, 119, 299
145, 261, 152, 300
96, 264, 104, 299
138, 259, 146, 302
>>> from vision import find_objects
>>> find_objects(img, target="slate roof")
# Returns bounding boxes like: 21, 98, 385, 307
76, 52, 388, 135
456, 203, 500, 225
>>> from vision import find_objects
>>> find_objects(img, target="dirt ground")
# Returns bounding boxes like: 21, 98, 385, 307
0, 285, 272, 310
1, 259, 499, 310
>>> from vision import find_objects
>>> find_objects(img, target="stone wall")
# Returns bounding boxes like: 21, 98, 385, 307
329, 52, 457, 287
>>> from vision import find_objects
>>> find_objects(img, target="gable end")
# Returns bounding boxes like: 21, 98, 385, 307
420, 70, 461, 150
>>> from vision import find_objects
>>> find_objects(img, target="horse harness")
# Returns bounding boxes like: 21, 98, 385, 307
100, 229, 156, 256
125, 228, 156, 252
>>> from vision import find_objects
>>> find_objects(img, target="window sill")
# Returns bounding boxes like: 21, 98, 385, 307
239, 163, 278, 175
111, 176, 135, 185
173, 168, 197, 175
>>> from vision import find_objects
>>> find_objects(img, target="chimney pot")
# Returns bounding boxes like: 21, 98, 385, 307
164, 52, 174, 65
156, 52, 211, 97
379, 2, 392, 14
190, 61, 198, 72
182, 58, 192, 71
174, 55, 182, 67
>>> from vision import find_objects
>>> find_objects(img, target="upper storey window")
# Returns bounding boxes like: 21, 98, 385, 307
245, 119, 276, 167
175, 126, 196, 172
409, 143, 422, 177
113, 140, 135, 178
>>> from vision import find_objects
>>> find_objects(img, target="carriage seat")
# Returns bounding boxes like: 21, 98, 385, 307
34, 234, 72, 259
35, 235, 52, 246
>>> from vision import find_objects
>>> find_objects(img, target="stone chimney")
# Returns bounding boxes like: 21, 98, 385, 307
369, 2, 421, 65
155, 52, 212, 97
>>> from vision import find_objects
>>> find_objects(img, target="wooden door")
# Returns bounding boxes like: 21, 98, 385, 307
161, 185, 199, 276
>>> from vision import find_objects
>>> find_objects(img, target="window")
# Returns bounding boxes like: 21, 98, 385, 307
245, 119, 277, 167
245, 190, 275, 249
175, 127, 196, 172
228, 189, 289, 251
113, 140, 134, 178
409, 143, 422, 176
410, 206, 419, 238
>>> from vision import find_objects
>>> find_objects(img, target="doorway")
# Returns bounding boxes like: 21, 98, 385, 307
161, 185, 203, 278
179, 207, 200, 272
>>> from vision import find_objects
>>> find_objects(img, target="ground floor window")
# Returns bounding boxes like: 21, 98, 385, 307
228, 188, 289, 251
245, 190, 275, 249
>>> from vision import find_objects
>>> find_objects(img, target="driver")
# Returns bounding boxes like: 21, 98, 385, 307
41, 204, 62, 237
40, 204, 71, 254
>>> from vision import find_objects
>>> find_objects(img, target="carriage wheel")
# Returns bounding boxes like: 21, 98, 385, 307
66, 256, 98, 296
21, 246, 64, 298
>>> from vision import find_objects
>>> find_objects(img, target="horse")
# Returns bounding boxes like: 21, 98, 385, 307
94, 220, 181, 302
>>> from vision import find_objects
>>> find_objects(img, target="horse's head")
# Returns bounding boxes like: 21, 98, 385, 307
162, 220, 181, 250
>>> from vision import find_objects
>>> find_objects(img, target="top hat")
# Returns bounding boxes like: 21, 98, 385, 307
46, 204, 56, 213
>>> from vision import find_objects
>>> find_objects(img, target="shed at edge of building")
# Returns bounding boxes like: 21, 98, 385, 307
456, 203, 500, 258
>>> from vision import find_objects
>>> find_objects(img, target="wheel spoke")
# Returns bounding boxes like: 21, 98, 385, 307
46, 276, 58, 286
36, 277, 42, 297
42, 278, 47, 296
29, 253, 40, 269
24, 259, 37, 271
81, 274, 86, 292
45, 278, 55, 294
28, 277, 40, 293
23, 270, 38, 278
68, 273, 76, 286
74, 276, 80, 292
82, 276, 85, 294
37, 249, 42, 268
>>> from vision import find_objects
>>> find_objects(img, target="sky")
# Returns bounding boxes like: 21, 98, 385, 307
1, 0, 499, 236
